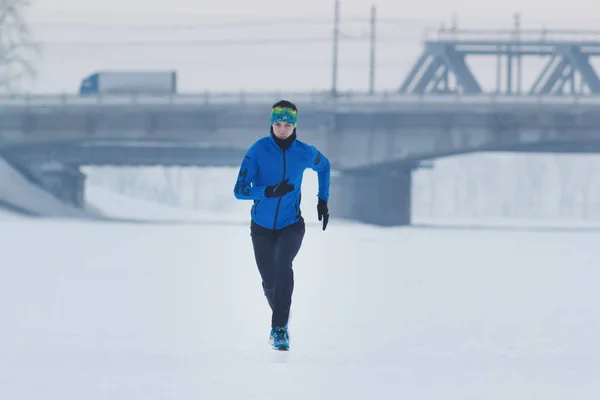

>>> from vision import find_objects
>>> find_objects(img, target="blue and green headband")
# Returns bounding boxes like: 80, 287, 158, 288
270, 106, 298, 127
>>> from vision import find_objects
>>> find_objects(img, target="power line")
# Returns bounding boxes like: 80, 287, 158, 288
39, 37, 339, 47
36, 9, 320, 20
38, 35, 418, 48
30, 17, 440, 31
36, 62, 413, 70
34, 8, 440, 23
32, 19, 336, 30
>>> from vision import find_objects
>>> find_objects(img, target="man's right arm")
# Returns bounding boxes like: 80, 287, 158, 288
233, 144, 267, 200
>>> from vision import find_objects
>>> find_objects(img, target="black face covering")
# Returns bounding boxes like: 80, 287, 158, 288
270, 128, 297, 150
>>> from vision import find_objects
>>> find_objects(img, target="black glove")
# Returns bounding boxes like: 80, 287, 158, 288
317, 198, 329, 231
265, 179, 294, 198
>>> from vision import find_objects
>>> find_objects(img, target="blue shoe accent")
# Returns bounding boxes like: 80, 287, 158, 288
269, 328, 276, 344
269, 323, 288, 341
271, 325, 289, 350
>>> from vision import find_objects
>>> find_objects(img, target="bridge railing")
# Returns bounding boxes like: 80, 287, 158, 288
0, 91, 336, 107
2, 91, 600, 108
422, 27, 600, 44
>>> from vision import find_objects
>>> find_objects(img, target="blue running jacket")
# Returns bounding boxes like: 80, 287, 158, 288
233, 134, 330, 230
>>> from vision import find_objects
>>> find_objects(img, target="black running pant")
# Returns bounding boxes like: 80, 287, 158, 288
250, 219, 305, 329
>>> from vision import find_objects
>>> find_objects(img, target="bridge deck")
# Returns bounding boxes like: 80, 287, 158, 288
2, 93, 600, 111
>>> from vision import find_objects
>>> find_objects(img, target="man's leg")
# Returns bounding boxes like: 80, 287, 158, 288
272, 220, 306, 328
250, 221, 277, 311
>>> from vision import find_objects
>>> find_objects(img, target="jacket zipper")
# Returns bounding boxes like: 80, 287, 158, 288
272, 148, 287, 230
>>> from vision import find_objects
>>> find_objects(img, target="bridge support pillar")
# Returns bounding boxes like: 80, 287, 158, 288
11, 162, 87, 208
37, 164, 86, 207
331, 166, 412, 226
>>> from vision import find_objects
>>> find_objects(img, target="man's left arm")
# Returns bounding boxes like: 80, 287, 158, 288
310, 146, 330, 200
310, 146, 330, 230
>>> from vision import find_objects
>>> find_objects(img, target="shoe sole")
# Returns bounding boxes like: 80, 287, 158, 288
269, 338, 290, 351
273, 343, 289, 351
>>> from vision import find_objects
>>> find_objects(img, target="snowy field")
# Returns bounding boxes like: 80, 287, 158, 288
1, 185, 598, 399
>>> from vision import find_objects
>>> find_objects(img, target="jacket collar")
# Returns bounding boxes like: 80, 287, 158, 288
269, 131, 297, 150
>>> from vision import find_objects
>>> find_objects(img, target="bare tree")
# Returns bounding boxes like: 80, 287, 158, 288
0, 0, 39, 93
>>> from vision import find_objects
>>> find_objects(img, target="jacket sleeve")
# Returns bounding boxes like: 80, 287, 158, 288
309, 146, 330, 202
233, 143, 267, 200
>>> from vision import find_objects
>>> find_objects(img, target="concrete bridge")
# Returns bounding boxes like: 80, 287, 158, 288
6, 27, 600, 225
2, 92, 600, 226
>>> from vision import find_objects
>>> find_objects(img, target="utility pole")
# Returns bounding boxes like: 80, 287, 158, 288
369, 5, 376, 94
332, 0, 340, 96
514, 13, 522, 95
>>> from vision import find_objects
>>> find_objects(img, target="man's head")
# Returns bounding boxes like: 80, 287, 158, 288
270, 100, 298, 140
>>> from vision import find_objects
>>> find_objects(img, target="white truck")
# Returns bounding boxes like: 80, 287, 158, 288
79, 71, 177, 96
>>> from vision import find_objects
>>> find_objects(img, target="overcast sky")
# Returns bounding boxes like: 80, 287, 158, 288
22, 0, 600, 93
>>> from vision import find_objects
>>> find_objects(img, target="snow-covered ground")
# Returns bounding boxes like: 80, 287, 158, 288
86, 184, 248, 223
0, 207, 26, 220
0, 158, 97, 219
0, 181, 598, 399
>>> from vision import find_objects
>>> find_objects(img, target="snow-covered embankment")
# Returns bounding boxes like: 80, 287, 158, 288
0, 157, 97, 219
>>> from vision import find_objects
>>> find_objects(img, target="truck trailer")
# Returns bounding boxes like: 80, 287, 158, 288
79, 71, 177, 96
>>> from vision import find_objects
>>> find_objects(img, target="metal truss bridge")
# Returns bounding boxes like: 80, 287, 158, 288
398, 28, 600, 95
